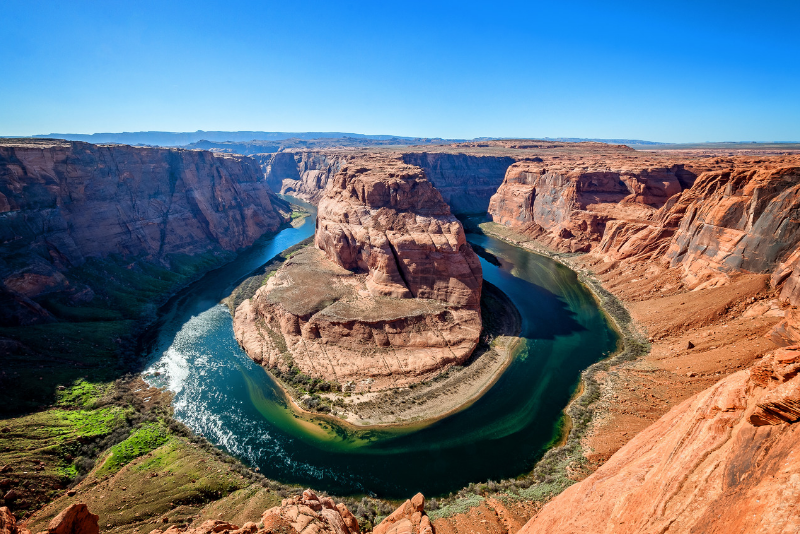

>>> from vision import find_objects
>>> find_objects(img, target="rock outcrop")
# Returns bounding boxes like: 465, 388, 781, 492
0, 139, 287, 325
0, 507, 30, 534
315, 160, 482, 306
520, 345, 800, 533
261, 489, 359, 534
234, 158, 482, 392
372, 493, 432, 534
46, 503, 99, 534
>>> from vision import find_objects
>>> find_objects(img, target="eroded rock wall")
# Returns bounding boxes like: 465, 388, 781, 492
256, 152, 346, 204
488, 156, 700, 252
0, 139, 287, 323
520, 345, 800, 534
400, 153, 515, 214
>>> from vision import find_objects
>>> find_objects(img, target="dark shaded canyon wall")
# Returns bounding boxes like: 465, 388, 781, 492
257, 151, 515, 214
0, 140, 288, 323
400, 153, 515, 214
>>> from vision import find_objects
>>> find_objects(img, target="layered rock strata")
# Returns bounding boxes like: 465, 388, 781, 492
400, 153, 515, 213
257, 152, 347, 204
520, 345, 800, 533
488, 155, 702, 253
0, 139, 287, 324
234, 159, 482, 392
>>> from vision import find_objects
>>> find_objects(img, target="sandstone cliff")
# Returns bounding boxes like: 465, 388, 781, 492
0, 139, 288, 325
488, 153, 702, 253
234, 157, 482, 393
258, 150, 515, 214
256, 152, 347, 204
520, 345, 800, 534
400, 153, 514, 213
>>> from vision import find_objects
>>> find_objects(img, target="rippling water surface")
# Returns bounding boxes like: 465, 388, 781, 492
144, 205, 617, 497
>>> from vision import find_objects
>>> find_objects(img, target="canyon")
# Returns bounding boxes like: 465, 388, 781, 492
0, 139, 289, 327
3, 137, 800, 533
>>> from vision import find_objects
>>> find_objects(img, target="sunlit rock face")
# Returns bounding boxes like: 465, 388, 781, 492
235, 156, 483, 392
519, 345, 800, 534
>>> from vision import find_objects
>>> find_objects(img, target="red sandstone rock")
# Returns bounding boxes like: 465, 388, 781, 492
520, 346, 800, 533
0, 139, 288, 325
234, 157, 482, 392
46, 503, 99, 534
373, 493, 432, 534
315, 159, 482, 307
262, 490, 358, 534
0, 507, 30, 534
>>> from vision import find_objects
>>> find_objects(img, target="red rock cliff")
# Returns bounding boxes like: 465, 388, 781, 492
520, 345, 800, 534
315, 159, 482, 307
0, 139, 287, 324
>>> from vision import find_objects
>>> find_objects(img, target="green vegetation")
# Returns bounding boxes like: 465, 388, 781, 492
96, 421, 170, 476
0, 250, 232, 416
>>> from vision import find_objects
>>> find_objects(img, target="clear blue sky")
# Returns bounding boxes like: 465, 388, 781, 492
2, 0, 798, 142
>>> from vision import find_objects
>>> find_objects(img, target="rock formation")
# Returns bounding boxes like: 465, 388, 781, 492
40, 503, 99, 534
372, 493, 432, 534
234, 158, 482, 392
520, 345, 800, 533
488, 153, 702, 253
258, 150, 516, 214
261, 489, 359, 534
400, 153, 515, 213
0, 139, 288, 325
257, 152, 347, 204
0, 507, 30, 534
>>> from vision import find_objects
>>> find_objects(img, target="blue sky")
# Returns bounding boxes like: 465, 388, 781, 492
2, 0, 798, 142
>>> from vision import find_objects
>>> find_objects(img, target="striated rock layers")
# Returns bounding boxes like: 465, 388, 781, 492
234, 158, 482, 391
0, 139, 287, 325
488, 153, 701, 253
520, 345, 800, 534
257, 152, 347, 204
257, 150, 516, 214
400, 153, 515, 213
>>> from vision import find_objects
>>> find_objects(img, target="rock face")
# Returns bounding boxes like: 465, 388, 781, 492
520, 345, 800, 534
373, 493, 433, 534
0, 507, 30, 534
257, 152, 346, 204
400, 153, 515, 213
490, 153, 800, 292
261, 489, 359, 534
234, 158, 482, 392
258, 150, 515, 214
47, 503, 99, 534
315, 160, 482, 306
0, 139, 287, 324
488, 154, 701, 253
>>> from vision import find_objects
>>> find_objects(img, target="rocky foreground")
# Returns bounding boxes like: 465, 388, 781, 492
8, 492, 433, 534
234, 157, 483, 395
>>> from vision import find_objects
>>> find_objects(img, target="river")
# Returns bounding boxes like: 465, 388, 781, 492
143, 202, 617, 498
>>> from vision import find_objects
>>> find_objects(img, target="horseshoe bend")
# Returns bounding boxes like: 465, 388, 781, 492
2, 5, 800, 532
